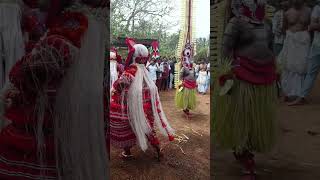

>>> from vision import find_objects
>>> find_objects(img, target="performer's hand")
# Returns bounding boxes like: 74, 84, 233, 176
111, 88, 116, 95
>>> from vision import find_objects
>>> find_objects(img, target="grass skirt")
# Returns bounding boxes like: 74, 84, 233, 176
213, 79, 277, 153
175, 88, 197, 110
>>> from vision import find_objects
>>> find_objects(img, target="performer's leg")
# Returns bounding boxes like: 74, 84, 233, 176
148, 134, 162, 161
169, 73, 173, 89
146, 114, 162, 161
233, 148, 255, 175
121, 146, 133, 158
183, 109, 190, 115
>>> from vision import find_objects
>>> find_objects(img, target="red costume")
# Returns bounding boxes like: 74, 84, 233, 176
110, 38, 174, 157
0, 1, 108, 179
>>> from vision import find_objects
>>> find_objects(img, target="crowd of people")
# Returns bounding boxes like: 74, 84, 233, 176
273, 0, 320, 106
146, 57, 176, 91
111, 52, 210, 95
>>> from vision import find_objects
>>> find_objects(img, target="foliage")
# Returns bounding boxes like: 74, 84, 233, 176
194, 37, 209, 63
111, 0, 209, 60
111, 0, 180, 58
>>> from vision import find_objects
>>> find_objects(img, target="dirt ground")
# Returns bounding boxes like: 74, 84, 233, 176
212, 77, 320, 180
110, 90, 210, 180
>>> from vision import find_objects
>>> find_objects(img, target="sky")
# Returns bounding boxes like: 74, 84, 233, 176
169, 0, 210, 39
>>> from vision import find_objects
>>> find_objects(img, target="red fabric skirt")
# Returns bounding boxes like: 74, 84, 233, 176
110, 92, 160, 149
0, 125, 56, 179
232, 55, 277, 85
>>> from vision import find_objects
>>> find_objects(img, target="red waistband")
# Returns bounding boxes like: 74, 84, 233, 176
232, 55, 277, 85
183, 79, 197, 89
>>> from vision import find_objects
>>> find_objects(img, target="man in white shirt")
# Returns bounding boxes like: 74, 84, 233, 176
272, 0, 289, 56
292, 0, 320, 105
0, 0, 25, 89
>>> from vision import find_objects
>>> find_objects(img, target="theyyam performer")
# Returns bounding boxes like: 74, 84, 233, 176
175, 43, 197, 116
213, 0, 277, 175
0, 0, 108, 179
110, 37, 174, 161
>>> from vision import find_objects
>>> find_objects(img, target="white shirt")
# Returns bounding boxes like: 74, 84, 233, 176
110, 61, 118, 89
147, 64, 158, 81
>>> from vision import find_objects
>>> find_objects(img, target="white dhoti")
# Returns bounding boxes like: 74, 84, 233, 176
278, 31, 310, 97
197, 71, 208, 93
0, 2, 24, 89
110, 61, 118, 92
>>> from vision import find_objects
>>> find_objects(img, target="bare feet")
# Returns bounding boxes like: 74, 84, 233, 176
120, 151, 133, 159
120, 147, 133, 159
154, 145, 163, 162
183, 109, 190, 116
287, 97, 307, 106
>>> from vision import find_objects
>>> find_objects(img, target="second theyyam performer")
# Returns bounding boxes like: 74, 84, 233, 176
110, 37, 174, 161
213, 0, 277, 176
175, 43, 197, 116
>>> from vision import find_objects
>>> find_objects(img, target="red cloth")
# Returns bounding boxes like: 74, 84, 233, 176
0, 11, 87, 179
183, 79, 197, 89
124, 38, 136, 67
232, 55, 277, 85
110, 65, 173, 149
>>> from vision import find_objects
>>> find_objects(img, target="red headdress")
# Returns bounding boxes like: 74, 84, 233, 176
150, 41, 160, 60
45, 0, 64, 27
231, 0, 266, 24
125, 37, 136, 67
124, 37, 150, 67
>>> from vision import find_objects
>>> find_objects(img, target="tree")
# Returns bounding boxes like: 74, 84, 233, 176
111, 0, 176, 36
111, 0, 179, 58
194, 37, 209, 63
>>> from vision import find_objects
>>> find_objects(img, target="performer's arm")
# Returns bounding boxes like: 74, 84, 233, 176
222, 18, 240, 60
154, 99, 174, 141
266, 23, 274, 50
309, 7, 320, 31
179, 67, 185, 81
112, 66, 136, 92
8, 36, 75, 94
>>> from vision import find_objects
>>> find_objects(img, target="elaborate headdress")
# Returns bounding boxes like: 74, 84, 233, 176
231, 0, 266, 24
125, 37, 149, 67
150, 41, 160, 60
181, 42, 193, 69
